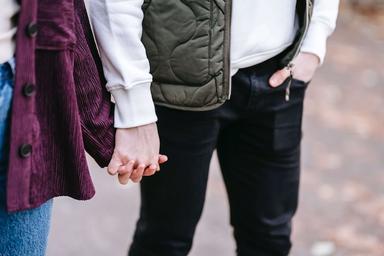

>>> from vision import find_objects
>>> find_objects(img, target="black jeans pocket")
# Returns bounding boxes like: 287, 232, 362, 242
245, 73, 307, 151
292, 78, 311, 88
247, 73, 308, 111
288, 78, 310, 102
271, 102, 305, 151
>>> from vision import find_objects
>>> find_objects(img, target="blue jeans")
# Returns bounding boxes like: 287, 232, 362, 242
0, 59, 53, 256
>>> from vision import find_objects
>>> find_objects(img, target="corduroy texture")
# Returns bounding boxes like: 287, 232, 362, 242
6, 0, 115, 212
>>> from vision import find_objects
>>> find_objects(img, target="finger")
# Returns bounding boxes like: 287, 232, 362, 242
107, 156, 121, 176
130, 164, 146, 183
158, 154, 168, 164
118, 172, 131, 185
269, 68, 290, 87
117, 160, 135, 185
143, 164, 157, 176
117, 160, 135, 175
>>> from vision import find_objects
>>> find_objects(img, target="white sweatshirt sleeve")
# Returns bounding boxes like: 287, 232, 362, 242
89, 0, 157, 128
300, 0, 340, 64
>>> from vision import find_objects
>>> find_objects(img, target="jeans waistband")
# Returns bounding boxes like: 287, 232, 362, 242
240, 53, 284, 77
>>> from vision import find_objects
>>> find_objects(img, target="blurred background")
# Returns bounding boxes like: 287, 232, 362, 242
47, 1, 384, 255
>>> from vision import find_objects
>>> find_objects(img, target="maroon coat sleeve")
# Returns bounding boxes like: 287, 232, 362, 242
73, 0, 115, 167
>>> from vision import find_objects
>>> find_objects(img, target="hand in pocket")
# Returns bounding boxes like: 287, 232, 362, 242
269, 52, 320, 87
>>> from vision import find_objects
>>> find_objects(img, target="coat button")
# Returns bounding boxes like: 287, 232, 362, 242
23, 84, 36, 97
19, 144, 32, 158
26, 22, 38, 37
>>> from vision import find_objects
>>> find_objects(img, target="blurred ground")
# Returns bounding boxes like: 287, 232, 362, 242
47, 6, 384, 256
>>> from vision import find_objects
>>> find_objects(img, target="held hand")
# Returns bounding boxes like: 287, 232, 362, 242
269, 52, 320, 87
115, 154, 168, 185
107, 123, 168, 185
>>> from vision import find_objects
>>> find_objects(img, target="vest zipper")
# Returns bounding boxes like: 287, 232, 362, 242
285, 0, 312, 101
291, 0, 312, 60
224, 0, 233, 100
285, 63, 294, 101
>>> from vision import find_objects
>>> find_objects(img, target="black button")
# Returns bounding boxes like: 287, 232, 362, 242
19, 144, 32, 158
26, 22, 38, 37
23, 84, 36, 97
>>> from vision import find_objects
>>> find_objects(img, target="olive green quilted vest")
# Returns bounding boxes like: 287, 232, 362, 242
142, 0, 314, 110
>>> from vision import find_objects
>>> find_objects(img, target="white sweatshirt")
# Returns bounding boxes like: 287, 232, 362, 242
89, 0, 339, 128
0, 0, 19, 64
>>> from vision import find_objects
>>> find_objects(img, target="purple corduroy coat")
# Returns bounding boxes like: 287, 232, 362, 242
7, 0, 115, 212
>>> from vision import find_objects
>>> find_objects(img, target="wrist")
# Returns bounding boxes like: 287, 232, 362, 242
111, 84, 158, 128
301, 22, 333, 65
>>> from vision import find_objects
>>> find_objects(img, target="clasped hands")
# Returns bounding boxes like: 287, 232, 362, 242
107, 122, 168, 185
269, 52, 320, 87
106, 53, 319, 185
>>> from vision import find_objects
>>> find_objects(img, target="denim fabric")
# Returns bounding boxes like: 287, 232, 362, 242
0, 59, 14, 174
0, 59, 53, 256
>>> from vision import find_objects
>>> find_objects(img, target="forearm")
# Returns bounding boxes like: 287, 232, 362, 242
89, 0, 157, 128
301, 0, 340, 64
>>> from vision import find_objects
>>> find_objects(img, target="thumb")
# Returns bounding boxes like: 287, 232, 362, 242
269, 68, 290, 88
158, 154, 168, 164
107, 154, 122, 176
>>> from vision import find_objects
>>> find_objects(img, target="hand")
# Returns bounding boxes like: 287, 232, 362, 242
269, 52, 320, 87
116, 154, 168, 184
107, 123, 168, 184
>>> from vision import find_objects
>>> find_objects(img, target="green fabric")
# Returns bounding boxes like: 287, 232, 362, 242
142, 0, 314, 110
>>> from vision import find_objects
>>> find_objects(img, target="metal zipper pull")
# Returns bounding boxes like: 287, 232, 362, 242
285, 79, 292, 101
285, 63, 294, 101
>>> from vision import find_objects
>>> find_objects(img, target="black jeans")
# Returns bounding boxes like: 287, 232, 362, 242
129, 58, 308, 256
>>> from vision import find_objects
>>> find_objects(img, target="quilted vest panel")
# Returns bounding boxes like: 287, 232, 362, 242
142, 0, 313, 110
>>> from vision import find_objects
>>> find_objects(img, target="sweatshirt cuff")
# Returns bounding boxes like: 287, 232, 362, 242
110, 83, 158, 128
300, 22, 331, 65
